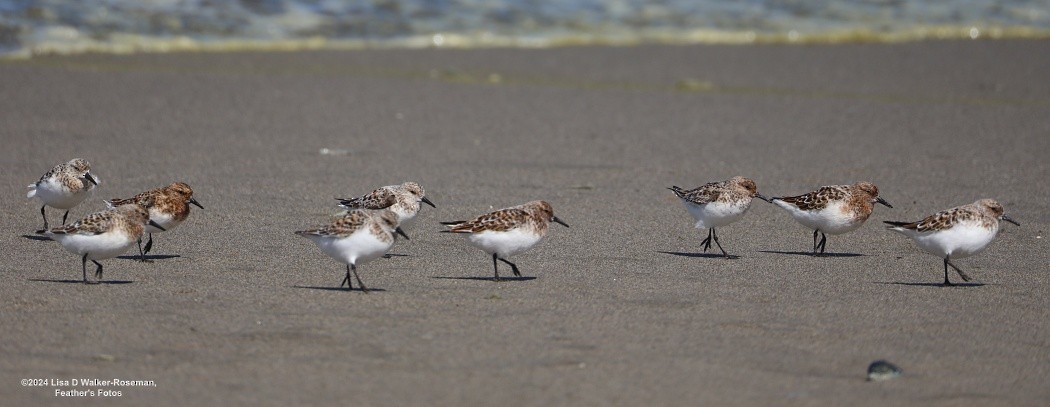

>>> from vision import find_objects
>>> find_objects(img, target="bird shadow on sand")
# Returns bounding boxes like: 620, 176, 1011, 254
874, 281, 986, 288
117, 254, 180, 261
431, 276, 537, 282
21, 234, 52, 241
29, 278, 134, 285
292, 285, 387, 293
758, 250, 864, 258
657, 251, 741, 260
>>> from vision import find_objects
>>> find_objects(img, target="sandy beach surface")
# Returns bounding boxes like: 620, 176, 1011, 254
2, 40, 1048, 406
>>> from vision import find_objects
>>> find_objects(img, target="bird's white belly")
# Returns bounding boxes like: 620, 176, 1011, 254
467, 229, 543, 258
146, 210, 182, 233
34, 179, 93, 209
392, 203, 419, 226
684, 200, 750, 229
52, 231, 137, 260
309, 230, 392, 266
910, 224, 997, 259
777, 201, 862, 235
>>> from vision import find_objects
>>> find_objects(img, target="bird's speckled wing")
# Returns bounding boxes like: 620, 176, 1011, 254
906, 206, 980, 232
777, 185, 848, 211
108, 189, 158, 208
296, 210, 368, 238
670, 181, 727, 205
447, 208, 529, 233
337, 188, 397, 210
50, 211, 113, 235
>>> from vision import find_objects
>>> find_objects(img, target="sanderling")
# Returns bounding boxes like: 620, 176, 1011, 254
769, 181, 892, 255
669, 176, 767, 258
337, 182, 435, 226
441, 200, 568, 281
108, 182, 202, 261
27, 158, 100, 233
295, 209, 409, 292
885, 199, 1019, 286
46, 204, 165, 284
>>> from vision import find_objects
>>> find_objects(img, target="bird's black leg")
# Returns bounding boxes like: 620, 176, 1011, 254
37, 206, 49, 233
137, 238, 148, 262
62, 210, 69, 226
812, 230, 819, 253
700, 229, 714, 252
81, 253, 89, 283
92, 260, 103, 283
350, 264, 368, 293
498, 257, 521, 277
341, 264, 352, 290
143, 233, 154, 255
711, 228, 728, 258
816, 232, 827, 255
942, 258, 953, 286
492, 253, 502, 282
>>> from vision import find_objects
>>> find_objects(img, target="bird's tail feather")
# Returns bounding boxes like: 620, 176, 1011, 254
883, 220, 917, 231
667, 186, 687, 199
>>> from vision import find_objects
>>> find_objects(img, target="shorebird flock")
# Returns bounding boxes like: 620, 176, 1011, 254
27, 159, 200, 283
669, 176, 1019, 286
26, 159, 1019, 290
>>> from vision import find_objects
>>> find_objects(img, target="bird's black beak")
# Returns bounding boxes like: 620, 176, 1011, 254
553, 216, 570, 228
876, 197, 893, 208
189, 197, 204, 209
1001, 215, 1020, 226
395, 227, 410, 240
421, 196, 436, 208
754, 193, 771, 203
84, 173, 98, 186
148, 220, 166, 231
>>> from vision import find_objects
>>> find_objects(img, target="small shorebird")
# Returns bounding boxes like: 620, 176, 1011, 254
27, 158, 100, 233
337, 182, 435, 226
769, 181, 892, 255
441, 200, 568, 281
295, 209, 408, 292
885, 199, 1019, 286
47, 204, 165, 284
108, 182, 203, 260
669, 176, 767, 258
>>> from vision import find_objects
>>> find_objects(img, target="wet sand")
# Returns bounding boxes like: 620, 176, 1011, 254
1, 40, 1048, 406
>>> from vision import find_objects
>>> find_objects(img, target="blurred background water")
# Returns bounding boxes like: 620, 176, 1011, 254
1, 0, 1048, 57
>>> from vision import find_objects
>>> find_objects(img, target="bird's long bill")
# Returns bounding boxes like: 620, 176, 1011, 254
754, 193, 771, 203
148, 220, 167, 231
189, 197, 204, 209
552, 216, 570, 228
1001, 215, 1021, 226
84, 173, 98, 186
421, 196, 436, 208
395, 227, 410, 240
876, 197, 893, 208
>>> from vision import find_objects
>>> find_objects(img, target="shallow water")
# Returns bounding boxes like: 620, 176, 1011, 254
1, 0, 1049, 57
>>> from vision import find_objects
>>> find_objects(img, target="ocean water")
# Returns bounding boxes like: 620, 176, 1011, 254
1, 0, 1048, 58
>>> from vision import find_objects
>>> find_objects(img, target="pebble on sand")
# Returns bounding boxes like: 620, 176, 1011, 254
867, 360, 902, 381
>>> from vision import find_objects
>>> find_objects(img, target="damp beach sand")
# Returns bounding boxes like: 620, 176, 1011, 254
1, 40, 1048, 405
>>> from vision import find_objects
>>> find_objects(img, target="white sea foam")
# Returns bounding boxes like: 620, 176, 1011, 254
2, 0, 1049, 58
